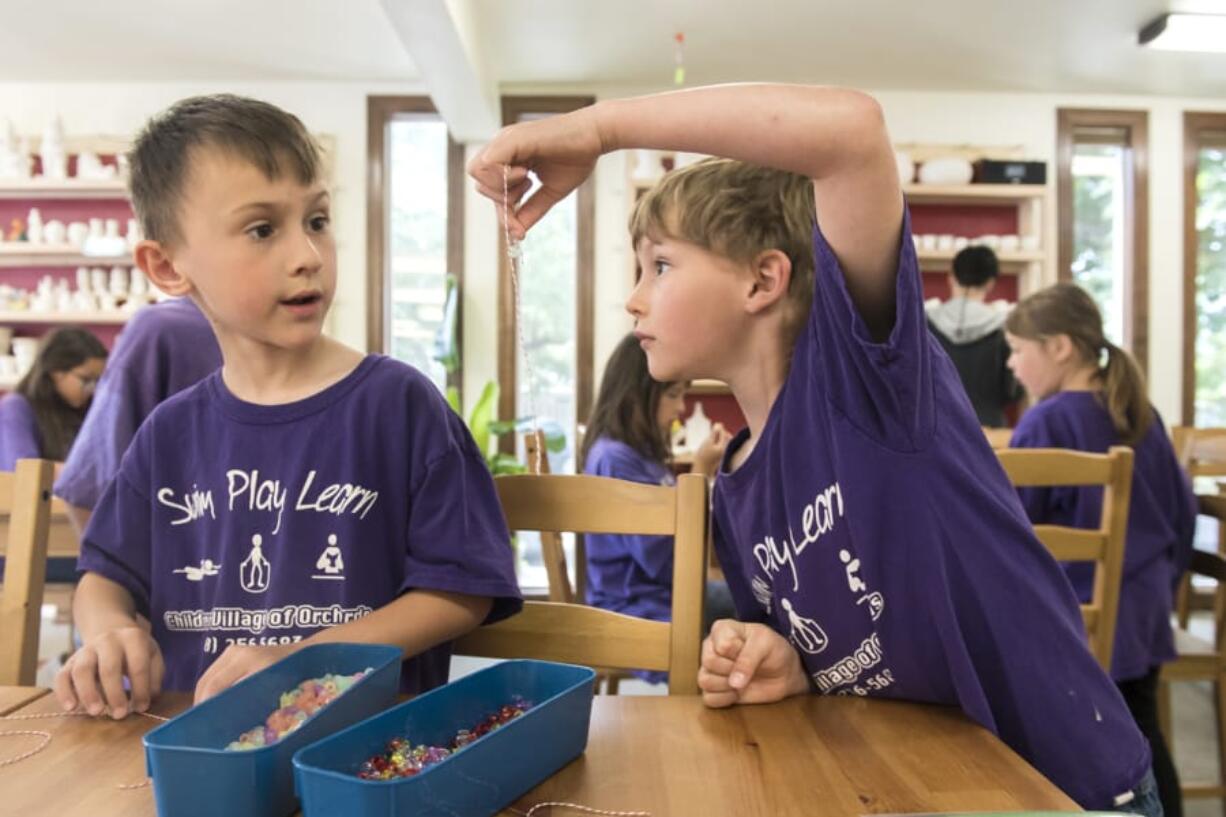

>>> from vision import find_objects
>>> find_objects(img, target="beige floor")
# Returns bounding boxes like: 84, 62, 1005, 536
34, 605, 1225, 813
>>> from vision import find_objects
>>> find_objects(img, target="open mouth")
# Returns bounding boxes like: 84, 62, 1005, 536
281, 291, 322, 307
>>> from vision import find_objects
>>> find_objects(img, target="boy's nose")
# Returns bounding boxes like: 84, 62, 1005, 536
292, 229, 325, 275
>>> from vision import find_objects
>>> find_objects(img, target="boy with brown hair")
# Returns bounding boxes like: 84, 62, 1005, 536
56, 94, 521, 716
469, 84, 1160, 815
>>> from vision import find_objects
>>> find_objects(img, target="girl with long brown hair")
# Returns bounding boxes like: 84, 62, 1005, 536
582, 333, 733, 682
1006, 282, 1195, 817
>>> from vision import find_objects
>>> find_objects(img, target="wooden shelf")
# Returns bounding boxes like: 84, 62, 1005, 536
0, 243, 132, 267
689, 379, 731, 395
904, 183, 1047, 203
0, 310, 129, 325
916, 248, 1043, 264
0, 178, 128, 199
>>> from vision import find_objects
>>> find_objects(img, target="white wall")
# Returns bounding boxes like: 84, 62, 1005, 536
491, 85, 1226, 424
0, 79, 424, 356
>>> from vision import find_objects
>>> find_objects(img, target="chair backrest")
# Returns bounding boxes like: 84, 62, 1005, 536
983, 427, 1013, 449
1172, 426, 1226, 479
1194, 494, 1226, 652
523, 431, 575, 604
454, 472, 708, 694
0, 458, 55, 685
995, 446, 1134, 672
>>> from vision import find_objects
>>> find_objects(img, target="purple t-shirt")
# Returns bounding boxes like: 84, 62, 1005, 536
583, 437, 675, 622
0, 392, 41, 470
1011, 391, 1196, 682
54, 298, 222, 510
711, 212, 1150, 810
77, 355, 523, 694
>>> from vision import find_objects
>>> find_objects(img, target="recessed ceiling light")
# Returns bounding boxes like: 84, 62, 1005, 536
1139, 13, 1226, 53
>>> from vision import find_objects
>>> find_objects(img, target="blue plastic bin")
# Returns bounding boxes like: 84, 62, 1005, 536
293, 659, 596, 817
143, 642, 402, 817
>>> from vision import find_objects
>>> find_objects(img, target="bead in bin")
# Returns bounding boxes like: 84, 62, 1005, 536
356, 697, 532, 780
225, 669, 370, 751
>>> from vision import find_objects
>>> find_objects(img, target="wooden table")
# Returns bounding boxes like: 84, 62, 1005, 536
0, 690, 1080, 816
0, 685, 48, 715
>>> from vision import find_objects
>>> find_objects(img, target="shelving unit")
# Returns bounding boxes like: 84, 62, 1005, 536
0, 242, 132, 267
0, 136, 137, 391
0, 310, 130, 325
0, 178, 128, 200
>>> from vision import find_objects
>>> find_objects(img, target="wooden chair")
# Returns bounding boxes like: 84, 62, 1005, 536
455, 471, 709, 695
1172, 426, 1226, 627
0, 458, 55, 685
982, 426, 1013, 449
1158, 493, 1226, 810
996, 446, 1134, 672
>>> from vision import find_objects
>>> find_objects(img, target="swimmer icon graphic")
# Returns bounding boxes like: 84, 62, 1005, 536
240, 533, 272, 593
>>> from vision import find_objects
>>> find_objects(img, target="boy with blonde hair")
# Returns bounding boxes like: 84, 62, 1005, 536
469, 84, 1159, 815
56, 94, 521, 716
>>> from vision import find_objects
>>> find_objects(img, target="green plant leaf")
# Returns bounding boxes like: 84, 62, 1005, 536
444, 385, 461, 416
469, 381, 499, 460
545, 431, 567, 453
490, 453, 527, 475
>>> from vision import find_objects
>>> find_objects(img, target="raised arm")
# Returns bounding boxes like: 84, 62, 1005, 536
469, 84, 903, 335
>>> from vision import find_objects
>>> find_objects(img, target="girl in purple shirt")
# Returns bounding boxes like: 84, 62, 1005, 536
0, 327, 107, 470
582, 334, 733, 682
1006, 282, 1196, 817
0, 327, 107, 582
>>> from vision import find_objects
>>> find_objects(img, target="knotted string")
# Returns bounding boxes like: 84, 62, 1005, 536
0, 708, 168, 789
502, 164, 543, 476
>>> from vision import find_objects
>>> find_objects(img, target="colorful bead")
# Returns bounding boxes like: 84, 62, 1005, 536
355, 697, 532, 780
226, 669, 371, 751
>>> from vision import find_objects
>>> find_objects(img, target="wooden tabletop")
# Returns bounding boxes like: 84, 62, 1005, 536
0, 689, 1080, 817
0, 685, 48, 715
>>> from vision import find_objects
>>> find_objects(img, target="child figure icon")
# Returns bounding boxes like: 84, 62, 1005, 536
780, 597, 828, 655
240, 533, 271, 594
312, 534, 345, 581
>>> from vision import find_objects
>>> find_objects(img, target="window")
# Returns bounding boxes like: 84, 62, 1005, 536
1183, 113, 1226, 426
366, 97, 463, 393
498, 96, 596, 590
1057, 109, 1149, 366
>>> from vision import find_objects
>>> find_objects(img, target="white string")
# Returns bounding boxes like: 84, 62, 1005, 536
0, 709, 168, 789
512, 802, 651, 817
502, 164, 543, 475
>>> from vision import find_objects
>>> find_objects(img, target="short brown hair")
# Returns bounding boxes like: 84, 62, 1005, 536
127, 94, 322, 246
630, 158, 816, 335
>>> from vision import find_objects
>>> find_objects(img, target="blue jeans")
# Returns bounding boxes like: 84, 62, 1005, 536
1112, 768, 1164, 817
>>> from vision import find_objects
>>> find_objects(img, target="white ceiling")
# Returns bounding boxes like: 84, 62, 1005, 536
0, 0, 1224, 97
0, 0, 418, 82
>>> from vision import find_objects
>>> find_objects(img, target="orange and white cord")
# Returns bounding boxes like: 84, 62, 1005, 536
502, 164, 543, 475
0, 708, 168, 789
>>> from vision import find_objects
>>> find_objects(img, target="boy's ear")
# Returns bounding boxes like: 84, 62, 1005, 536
745, 250, 792, 315
133, 239, 193, 297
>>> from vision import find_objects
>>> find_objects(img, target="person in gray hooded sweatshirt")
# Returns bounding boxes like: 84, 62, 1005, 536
926, 246, 1022, 428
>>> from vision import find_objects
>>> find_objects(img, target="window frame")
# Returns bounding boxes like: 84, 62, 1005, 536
1182, 111, 1226, 425
1056, 108, 1150, 372
365, 95, 466, 394
496, 95, 596, 454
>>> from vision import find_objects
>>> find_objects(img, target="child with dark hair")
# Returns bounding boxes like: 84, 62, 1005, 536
1007, 281, 1196, 817
582, 333, 733, 682
926, 245, 1021, 427
55, 94, 521, 719
0, 326, 107, 468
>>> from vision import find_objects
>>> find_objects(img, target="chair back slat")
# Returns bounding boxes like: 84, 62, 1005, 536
996, 446, 1134, 672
